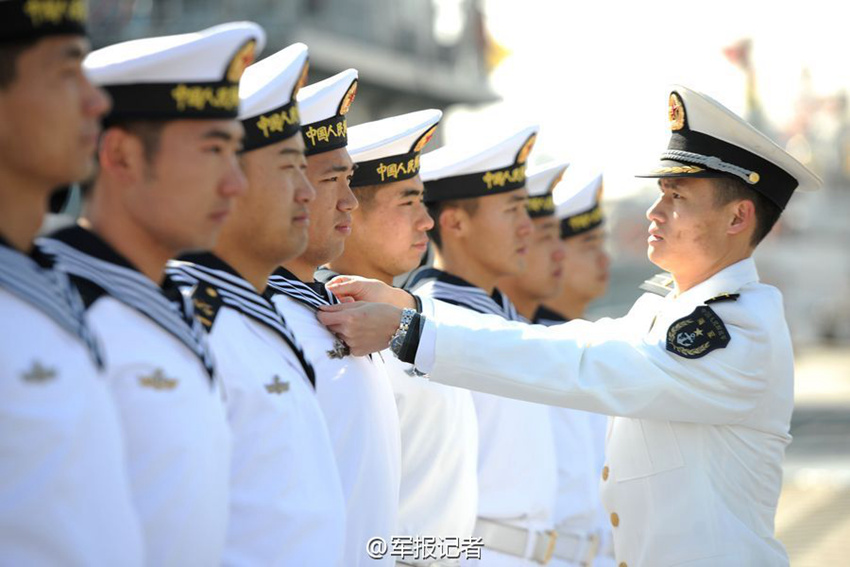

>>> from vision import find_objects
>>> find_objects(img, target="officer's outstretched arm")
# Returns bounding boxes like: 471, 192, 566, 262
418, 299, 774, 426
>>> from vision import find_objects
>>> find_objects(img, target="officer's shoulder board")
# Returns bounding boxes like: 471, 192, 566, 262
639, 272, 674, 297
190, 282, 223, 331
666, 293, 738, 359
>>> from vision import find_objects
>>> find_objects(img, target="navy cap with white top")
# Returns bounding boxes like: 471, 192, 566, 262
348, 109, 442, 187
238, 43, 309, 152
421, 125, 538, 203
637, 84, 822, 210
525, 161, 569, 218
85, 22, 266, 123
297, 69, 358, 156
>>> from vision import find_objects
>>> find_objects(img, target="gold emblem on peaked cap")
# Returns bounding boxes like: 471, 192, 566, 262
668, 92, 686, 131
226, 40, 257, 83
338, 79, 358, 115
413, 125, 438, 153
516, 133, 537, 165
293, 61, 310, 97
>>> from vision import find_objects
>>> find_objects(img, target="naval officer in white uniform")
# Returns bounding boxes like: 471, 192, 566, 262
318, 85, 822, 567
167, 43, 346, 566
267, 68, 401, 567
0, 1, 143, 563
37, 22, 264, 566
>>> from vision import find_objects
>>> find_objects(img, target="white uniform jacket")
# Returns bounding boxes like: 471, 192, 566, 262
410, 268, 557, 567
169, 256, 346, 567
0, 238, 143, 566
269, 267, 400, 567
417, 258, 793, 567
40, 228, 230, 567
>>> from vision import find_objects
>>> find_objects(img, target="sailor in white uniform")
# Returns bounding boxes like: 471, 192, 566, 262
0, 3, 143, 563
167, 43, 346, 566
36, 23, 264, 566
501, 166, 615, 567
267, 68, 400, 567
319, 85, 823, 567
405, 126, 559, 566
327, 110, 475, 567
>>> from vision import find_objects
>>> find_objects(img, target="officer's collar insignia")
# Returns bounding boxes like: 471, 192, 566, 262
21, 361, 57, 383
139, 368, 178, 390
668, 92, 686, 131
190, 282, 223, 332
639, 272, 675, 297
705, 293, 740, 304
666, 305, 730, 359
265, 375, 289, 394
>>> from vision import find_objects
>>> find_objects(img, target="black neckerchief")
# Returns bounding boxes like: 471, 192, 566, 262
533, 305, 570, 327
168, 254, 316, 387
37, 226, 213, 378
267, 266, 351, 359
268, 266, 340, 309
0, 233, 103, 368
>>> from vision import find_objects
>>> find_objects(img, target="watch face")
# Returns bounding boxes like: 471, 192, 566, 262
390, 333, 405, 354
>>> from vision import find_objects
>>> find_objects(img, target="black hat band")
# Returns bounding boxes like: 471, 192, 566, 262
560, 203, 603, 238
424, 163, 527, 203
1, 0, 86, 43
105, 80, 240, 123
527, 194, 556, 218
350, 150, 421, 188
242, 100, 301, 152
302, 114, 348, 156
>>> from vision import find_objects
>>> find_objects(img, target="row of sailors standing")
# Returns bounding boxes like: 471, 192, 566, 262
0, 4, 614, 566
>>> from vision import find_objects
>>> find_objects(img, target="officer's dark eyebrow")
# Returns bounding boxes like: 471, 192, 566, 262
278, 148, 306, 157
507, 193, 528, 203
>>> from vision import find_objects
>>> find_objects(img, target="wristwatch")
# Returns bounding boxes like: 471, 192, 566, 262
389, 308, 417, 357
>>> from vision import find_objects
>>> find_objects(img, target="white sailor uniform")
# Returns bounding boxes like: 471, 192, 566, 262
269, 268, 400, 567
0, 238, 144, 566
417, 258, 794, 567
533, 308, 612, 567
38, 227, 229, 566
168, 255, 346, 567
410, 268, 558, 567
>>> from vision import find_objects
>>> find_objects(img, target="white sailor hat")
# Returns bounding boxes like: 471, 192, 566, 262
554, 171, 604, 239
238, 43, 309, 152
297, 69, 358, 156
85, 22, 265, 123
637, 84, 822, 210
525, 161, 569, 218
1, 0, 87, 42
348, 109, 442, 187
421, 125, 538, 203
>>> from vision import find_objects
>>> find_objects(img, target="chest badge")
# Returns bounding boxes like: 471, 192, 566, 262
666, 305, 730, 359
139, 368, 178, 390
265, 375, 290, 394
22, 361, 57, 384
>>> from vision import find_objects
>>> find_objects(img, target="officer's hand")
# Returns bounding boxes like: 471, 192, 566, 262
325, 275, 415, 308
317, 301, 404, 356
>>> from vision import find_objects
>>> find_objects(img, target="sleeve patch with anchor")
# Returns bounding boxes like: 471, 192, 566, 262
666, 305, 731, 359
